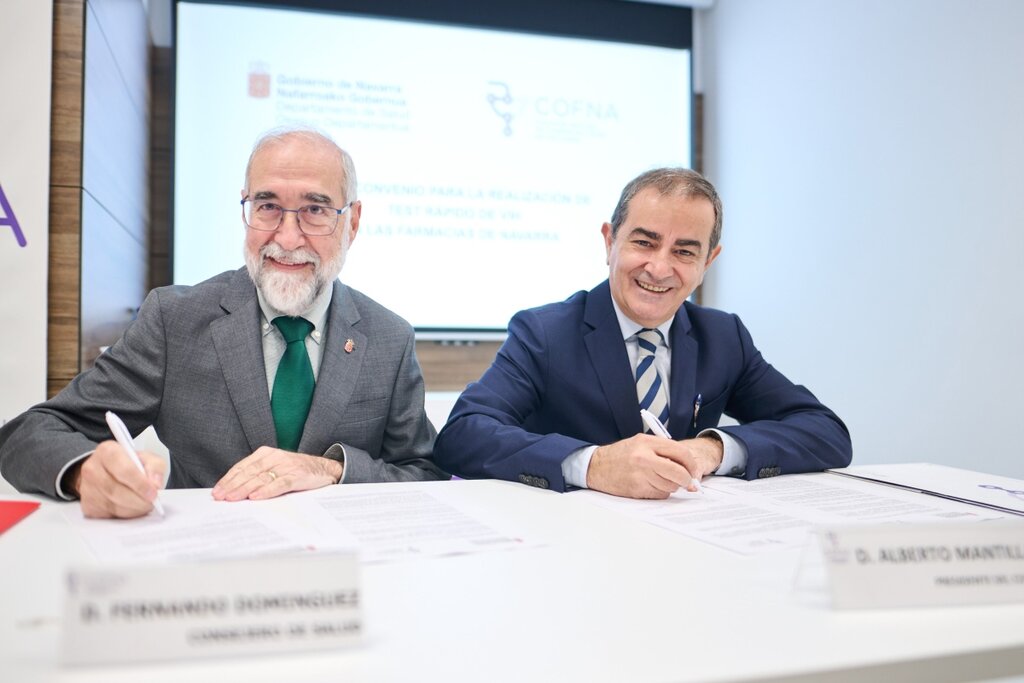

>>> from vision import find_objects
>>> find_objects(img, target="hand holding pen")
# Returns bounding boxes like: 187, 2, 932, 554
68, 412, 167, 519
641, 409, 703, 493
105, 411, 165, 516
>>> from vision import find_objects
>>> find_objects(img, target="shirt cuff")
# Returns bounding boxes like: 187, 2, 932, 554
323, 443, 349, 484
561, 445, 597, 489
55, 450, 95, 500
700, 429, 747, 476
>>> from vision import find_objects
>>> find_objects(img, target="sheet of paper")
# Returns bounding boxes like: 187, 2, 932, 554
830, 463, 1024, 515
292, 487, 538, 563
64, 485, 538, 566
64, 489, 340, 565
571, 473, 1006, 555
571, 487, 815, 554
707, 473, 1002, 523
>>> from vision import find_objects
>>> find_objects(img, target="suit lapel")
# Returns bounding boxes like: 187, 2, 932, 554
583, 281, 641, 439
299, 282, 366, 453
210, 268, 277, 452
668, 304, 698, 439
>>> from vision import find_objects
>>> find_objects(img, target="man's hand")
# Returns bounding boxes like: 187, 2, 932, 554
586, 434, 724, 499
71, 440, 167, 519
211, 447, 343, 502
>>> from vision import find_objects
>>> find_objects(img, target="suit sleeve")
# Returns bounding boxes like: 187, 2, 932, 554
433, 310, 590, 491
0, 290, 169, 498
338, 331, 447, 483
718, 314, 852, 478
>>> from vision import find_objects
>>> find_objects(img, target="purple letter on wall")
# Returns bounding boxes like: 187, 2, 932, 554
0, 184, 28, 247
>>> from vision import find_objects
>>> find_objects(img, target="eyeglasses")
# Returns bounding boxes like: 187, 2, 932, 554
241, 198, 354, 236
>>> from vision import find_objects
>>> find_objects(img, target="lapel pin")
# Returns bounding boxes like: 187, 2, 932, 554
344, 338, 355, 354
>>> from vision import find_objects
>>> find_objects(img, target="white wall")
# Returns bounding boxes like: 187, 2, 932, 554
0, 1, 52, 494
697, 0, 1024, 478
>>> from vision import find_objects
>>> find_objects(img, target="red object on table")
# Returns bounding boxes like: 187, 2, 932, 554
0, 500, 41, 534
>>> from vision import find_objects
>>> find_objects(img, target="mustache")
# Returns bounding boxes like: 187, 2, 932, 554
260, 242, 319, 267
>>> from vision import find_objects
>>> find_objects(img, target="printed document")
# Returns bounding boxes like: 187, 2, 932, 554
65, 484, 536, 565
829, 463, 1024, 516
571, 472, 1006, 555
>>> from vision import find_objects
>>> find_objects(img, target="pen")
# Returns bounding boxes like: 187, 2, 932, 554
104, 411, 165, 516
692, 393, 702, 429
640, 409, 702, 493
640, 408, 672, 438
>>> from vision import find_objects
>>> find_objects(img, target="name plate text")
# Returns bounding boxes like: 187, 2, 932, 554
63, 552, 361, 664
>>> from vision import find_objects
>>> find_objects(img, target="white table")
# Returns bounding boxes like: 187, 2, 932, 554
2, 478, 1023, 682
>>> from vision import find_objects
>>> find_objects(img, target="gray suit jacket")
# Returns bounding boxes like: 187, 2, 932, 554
0, 268, 445, 497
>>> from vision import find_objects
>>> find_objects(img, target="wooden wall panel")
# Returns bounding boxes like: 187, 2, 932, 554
149, 46, 173, 289
49, 0, 84, 188
48, 0, 85, 397
416, 341, 500, 392
693, 92, 704, 175
47, 186, 83, 396
692, 91, 706, 306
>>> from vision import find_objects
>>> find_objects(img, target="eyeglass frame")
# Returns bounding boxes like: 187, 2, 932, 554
240, 197, 355, 236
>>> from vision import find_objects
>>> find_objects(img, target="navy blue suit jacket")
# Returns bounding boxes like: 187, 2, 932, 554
434, 281, 851, 491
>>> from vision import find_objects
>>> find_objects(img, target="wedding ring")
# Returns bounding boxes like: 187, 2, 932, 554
267, 470, 278, 482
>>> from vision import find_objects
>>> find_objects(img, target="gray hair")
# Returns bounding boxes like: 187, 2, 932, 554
609, 168, 723, 252
244, 126, 358, 204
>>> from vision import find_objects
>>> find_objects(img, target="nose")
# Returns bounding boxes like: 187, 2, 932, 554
645, 248, 674, 280
273, 210, 308, 250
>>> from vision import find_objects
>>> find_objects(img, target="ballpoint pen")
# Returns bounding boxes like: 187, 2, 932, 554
640, 408, 672, 439
692, 393, 702, 429
105, 411, 166, 516
640, 408, 702, 493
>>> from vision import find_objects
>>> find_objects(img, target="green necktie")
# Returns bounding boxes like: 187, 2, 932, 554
271, 316, 315, 451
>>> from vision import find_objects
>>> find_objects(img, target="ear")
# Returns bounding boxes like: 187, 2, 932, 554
346, 200, 362, 243
601, 222, 614, 265
698, 244, 722, 283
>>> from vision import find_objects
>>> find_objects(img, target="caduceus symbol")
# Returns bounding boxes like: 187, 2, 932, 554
487, 81, 514, 136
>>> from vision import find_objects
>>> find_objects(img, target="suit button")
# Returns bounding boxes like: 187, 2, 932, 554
758, 466, 780, 479
537, 477, 549, 489
518, 474, 528, 484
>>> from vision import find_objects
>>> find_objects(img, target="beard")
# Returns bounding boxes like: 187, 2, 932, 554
244, 236, 348, 316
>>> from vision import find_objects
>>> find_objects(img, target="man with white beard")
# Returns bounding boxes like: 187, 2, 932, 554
0, 128, 445, 518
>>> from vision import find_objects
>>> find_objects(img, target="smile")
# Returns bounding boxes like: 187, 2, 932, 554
636, 280, 670, 293
266, 257, 312, 269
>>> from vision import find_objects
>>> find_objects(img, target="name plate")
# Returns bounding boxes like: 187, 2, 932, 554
818, 522, 1024, 609
63, 552, 361, 664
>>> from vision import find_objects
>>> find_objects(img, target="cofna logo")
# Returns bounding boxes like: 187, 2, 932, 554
0, 183, 27, 247
486, 81, 619, 137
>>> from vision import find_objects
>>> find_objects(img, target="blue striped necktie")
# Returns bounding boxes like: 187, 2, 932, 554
636, 328, 670, 430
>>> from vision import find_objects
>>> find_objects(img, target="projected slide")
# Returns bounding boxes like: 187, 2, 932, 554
175, 3, 691, 332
